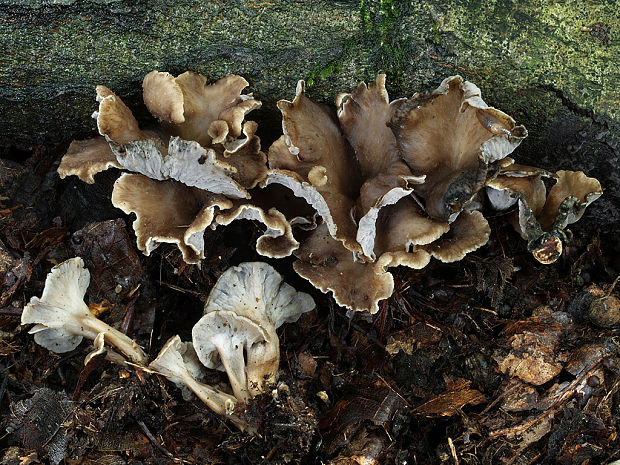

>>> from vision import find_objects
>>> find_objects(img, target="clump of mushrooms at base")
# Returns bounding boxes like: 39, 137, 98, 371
22, 258, 314, 433
57, 70, 602, 314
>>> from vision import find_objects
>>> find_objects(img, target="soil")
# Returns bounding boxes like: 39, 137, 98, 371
0, 139, 618, 464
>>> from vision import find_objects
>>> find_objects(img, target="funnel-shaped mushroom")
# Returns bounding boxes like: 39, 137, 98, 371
194, 262, 315, 397
268, 76, 493, 312
21, 257, 147, 365
390, 75, 527, 222
193, 311, 267, 402
149, 335, 255, 433
487, 167, 602, 263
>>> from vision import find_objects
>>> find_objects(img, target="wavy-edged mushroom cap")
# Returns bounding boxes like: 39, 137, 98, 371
200, 262, 315, 394
421, 210, 491, 263
95, 85, 150, 145
355, 162, 429, 260
293, 224, 397, 314
192, 311, 267, 402
486, 174, 547, 217
488, 169, 601, 264
266, 80, 363, 254
58, 137, 122, 184
336, 74, 404, 179
110, 135, 254, 200
390, 76, 527, 222
142, 71, 261, 147
538, 170, 602, 230
529, 170, 601, 264
111, 174, 233, 264
21, 258, 147, 364
214, 202, 299, 258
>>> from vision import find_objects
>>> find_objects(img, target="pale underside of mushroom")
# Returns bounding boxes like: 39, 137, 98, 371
197, 262, 315, 396
21, 257, 147, 364
60, 73, 266, 200
193, 310, 267, 402
149, 335, 255, 433
111, 173, 233, 264
105, 118, 267, 200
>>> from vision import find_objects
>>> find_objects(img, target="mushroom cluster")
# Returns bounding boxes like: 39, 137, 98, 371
22, 258, 314, 433
59, 71, 301, 264
265, 75, 601, 312
59, 71, 601, 314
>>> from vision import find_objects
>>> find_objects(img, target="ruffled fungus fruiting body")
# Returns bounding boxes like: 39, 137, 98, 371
58, 71, 601, 313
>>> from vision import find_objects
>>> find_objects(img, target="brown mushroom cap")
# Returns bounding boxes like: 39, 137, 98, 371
421, 210, 491, 263
111, 173, 232, 264
390, 76, 527, 222
336, 74, 404, 179
372, 197, 449, 265
487, 174, 547, 213
95, 85, 150, 145
486, 169, 601, 264
266, 80, 363, 254
58, 137, 122, 184
142, 71, 261, 147
214, 202, 299, 258
293, 224, 397, 314
355, 162, 428, 260
215, 120, 268, 191
538, 170, 602, 230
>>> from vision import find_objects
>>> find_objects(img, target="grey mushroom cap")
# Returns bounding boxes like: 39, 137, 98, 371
199, 262, 315, 395
203, 262, 315, 328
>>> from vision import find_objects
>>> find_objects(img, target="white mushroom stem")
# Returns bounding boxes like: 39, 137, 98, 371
150, 336, 253, 433
21, 257, 147, 365
192, 311, 268, 402
246, 327, 279, 396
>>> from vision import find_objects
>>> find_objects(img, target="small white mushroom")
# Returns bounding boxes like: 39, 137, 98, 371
192, 311, 267, 402
149, 336, 254, 433
195, 262, 315, 397
21, 257, 147, 365
149, 336, 234, 414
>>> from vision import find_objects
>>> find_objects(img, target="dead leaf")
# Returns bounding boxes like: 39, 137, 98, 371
385, 322, 442, 355
414, 378, 486, 417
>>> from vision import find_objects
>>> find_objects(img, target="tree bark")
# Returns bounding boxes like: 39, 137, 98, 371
0, 0, 617, 225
